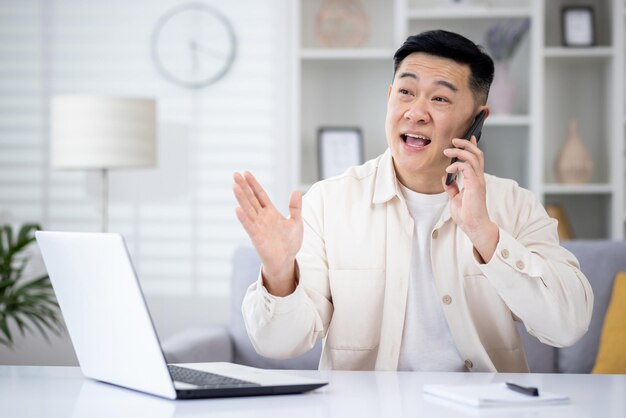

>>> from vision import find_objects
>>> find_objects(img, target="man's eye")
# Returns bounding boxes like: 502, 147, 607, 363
433, 96, 449, 103
399, 88, 411, 95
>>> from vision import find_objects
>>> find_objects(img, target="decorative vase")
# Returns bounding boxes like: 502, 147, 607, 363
315, 0, 369, 48
545, 204, 574, 241
488, 61, 516, 114
554, 118, 593, 184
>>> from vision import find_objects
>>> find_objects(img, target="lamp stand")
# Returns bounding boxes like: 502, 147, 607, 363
101, 168, 108, 232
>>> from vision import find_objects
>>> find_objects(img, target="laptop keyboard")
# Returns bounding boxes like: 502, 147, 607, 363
168, 365, 261, 388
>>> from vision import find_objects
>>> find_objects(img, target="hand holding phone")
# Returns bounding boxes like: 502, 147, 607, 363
445, 110, 487, 186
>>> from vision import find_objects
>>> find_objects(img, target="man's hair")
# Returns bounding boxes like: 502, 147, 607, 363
393, 30, 494, 105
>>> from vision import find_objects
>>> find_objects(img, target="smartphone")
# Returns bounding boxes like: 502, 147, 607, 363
445, 110, 487, 186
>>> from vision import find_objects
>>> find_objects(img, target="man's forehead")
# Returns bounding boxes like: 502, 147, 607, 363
396, 52, 471, 86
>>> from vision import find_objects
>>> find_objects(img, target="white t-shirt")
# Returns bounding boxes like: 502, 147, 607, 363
397, 183, 465, 372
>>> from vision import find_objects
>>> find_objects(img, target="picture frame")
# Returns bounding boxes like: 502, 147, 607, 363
317, 127, 364, 180
561, 6, 595, 47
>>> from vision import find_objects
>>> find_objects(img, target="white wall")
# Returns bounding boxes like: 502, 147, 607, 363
0, 0, 290, 365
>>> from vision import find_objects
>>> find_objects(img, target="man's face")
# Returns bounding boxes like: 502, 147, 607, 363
385, 52, 487, 190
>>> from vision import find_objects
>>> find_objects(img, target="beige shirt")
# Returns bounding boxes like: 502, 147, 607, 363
242, 149, 594, 372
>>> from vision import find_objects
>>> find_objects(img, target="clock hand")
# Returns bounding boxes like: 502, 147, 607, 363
189, 40, 199, 72
189, 41, 227, 60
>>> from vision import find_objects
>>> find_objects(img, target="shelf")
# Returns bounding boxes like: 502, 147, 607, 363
543, 184, 614, 194
300, 48, 394, 60
543, 47, 615, 59
407, 7, 531, 20
485, 115, 531, 127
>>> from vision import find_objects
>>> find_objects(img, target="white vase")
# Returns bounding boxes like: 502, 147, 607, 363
488, 61, 516, 114
554, 118, 593, 184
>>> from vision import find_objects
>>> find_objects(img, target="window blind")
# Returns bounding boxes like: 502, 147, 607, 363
0, 0, 287, 297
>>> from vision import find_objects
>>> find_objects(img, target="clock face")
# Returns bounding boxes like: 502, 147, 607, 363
151, 3, 237, 89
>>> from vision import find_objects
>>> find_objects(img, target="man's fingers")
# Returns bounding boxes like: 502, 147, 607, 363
446, 137, 484, 173
233, 173, 262, 213
235, 206, 257, 236
451, 137, 483, 157
288, 190, 302, 222
446, 161, 471, 178
442, 175, 460, 197
233, 180, 260, 218
444, 148, 482, 174
244, 171, 274, 209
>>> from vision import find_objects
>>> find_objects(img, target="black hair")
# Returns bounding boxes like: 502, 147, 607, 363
393, 30, 494, 105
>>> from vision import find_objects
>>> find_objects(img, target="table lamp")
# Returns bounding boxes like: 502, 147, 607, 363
51, 96, 157, 232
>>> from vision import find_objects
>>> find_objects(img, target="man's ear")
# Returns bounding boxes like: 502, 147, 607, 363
387, 84, 392, 98
479, 104, 490, 119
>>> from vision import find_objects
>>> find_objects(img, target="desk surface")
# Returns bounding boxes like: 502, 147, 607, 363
2, 365, 624, 418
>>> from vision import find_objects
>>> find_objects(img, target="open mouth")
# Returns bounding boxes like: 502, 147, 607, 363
401, 133, 431, 148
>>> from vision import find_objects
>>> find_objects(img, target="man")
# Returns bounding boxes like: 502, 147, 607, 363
232, 30, 593, 372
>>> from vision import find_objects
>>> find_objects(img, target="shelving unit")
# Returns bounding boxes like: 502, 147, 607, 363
290, 0, 625, 240
540, 0, 624, 239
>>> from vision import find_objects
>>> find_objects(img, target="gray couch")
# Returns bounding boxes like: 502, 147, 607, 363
162, 241, 626, 373
162, 246, 321, 369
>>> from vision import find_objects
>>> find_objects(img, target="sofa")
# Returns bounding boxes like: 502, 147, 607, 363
162, 241, 626, 373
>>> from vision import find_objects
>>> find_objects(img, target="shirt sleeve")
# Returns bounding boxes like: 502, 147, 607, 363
241, 184, 333, 359
476, 196, 594, 348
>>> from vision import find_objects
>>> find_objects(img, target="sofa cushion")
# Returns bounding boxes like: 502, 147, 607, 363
161, 326, 233, 364
558, 241, 626, 373
592, 272, 626, 374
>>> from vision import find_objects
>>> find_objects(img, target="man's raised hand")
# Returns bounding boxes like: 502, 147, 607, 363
232, 171, 303, 296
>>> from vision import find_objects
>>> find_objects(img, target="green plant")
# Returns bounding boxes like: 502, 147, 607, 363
0, 223, 63, 347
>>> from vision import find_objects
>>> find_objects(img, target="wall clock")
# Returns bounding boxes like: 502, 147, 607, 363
151, 2, 237, 89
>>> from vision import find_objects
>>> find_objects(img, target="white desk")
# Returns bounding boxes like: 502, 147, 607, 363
2, 365, 624, 417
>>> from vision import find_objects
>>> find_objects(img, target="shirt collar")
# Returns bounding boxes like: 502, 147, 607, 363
372, 148, 454, 224
372, 148, 401, 204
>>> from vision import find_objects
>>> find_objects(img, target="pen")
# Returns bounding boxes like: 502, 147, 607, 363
505, 382, 539, 397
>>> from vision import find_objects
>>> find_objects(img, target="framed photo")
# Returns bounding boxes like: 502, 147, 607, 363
561, 6, 595, 47
317, 127, 364, 180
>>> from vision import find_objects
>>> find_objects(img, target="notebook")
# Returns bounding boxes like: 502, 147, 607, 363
424, 382, 570, 408
36, 231, 327, 400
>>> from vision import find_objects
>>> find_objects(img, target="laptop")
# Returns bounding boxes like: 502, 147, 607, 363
36, 231, 327, 400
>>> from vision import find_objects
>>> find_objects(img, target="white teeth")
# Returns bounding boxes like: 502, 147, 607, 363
405, 134, 430, 140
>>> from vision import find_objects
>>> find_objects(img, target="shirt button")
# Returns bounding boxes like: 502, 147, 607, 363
432, 230, 439, 239
501, 249, 510, 259
516, 260, 525, 270
442, 295, 452, 305
464, 359, 473, 370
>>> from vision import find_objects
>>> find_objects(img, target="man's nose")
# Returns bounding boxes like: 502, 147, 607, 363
403, 100, 430, 123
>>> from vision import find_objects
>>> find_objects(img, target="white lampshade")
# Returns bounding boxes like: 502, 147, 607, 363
51, 96, 157, 169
